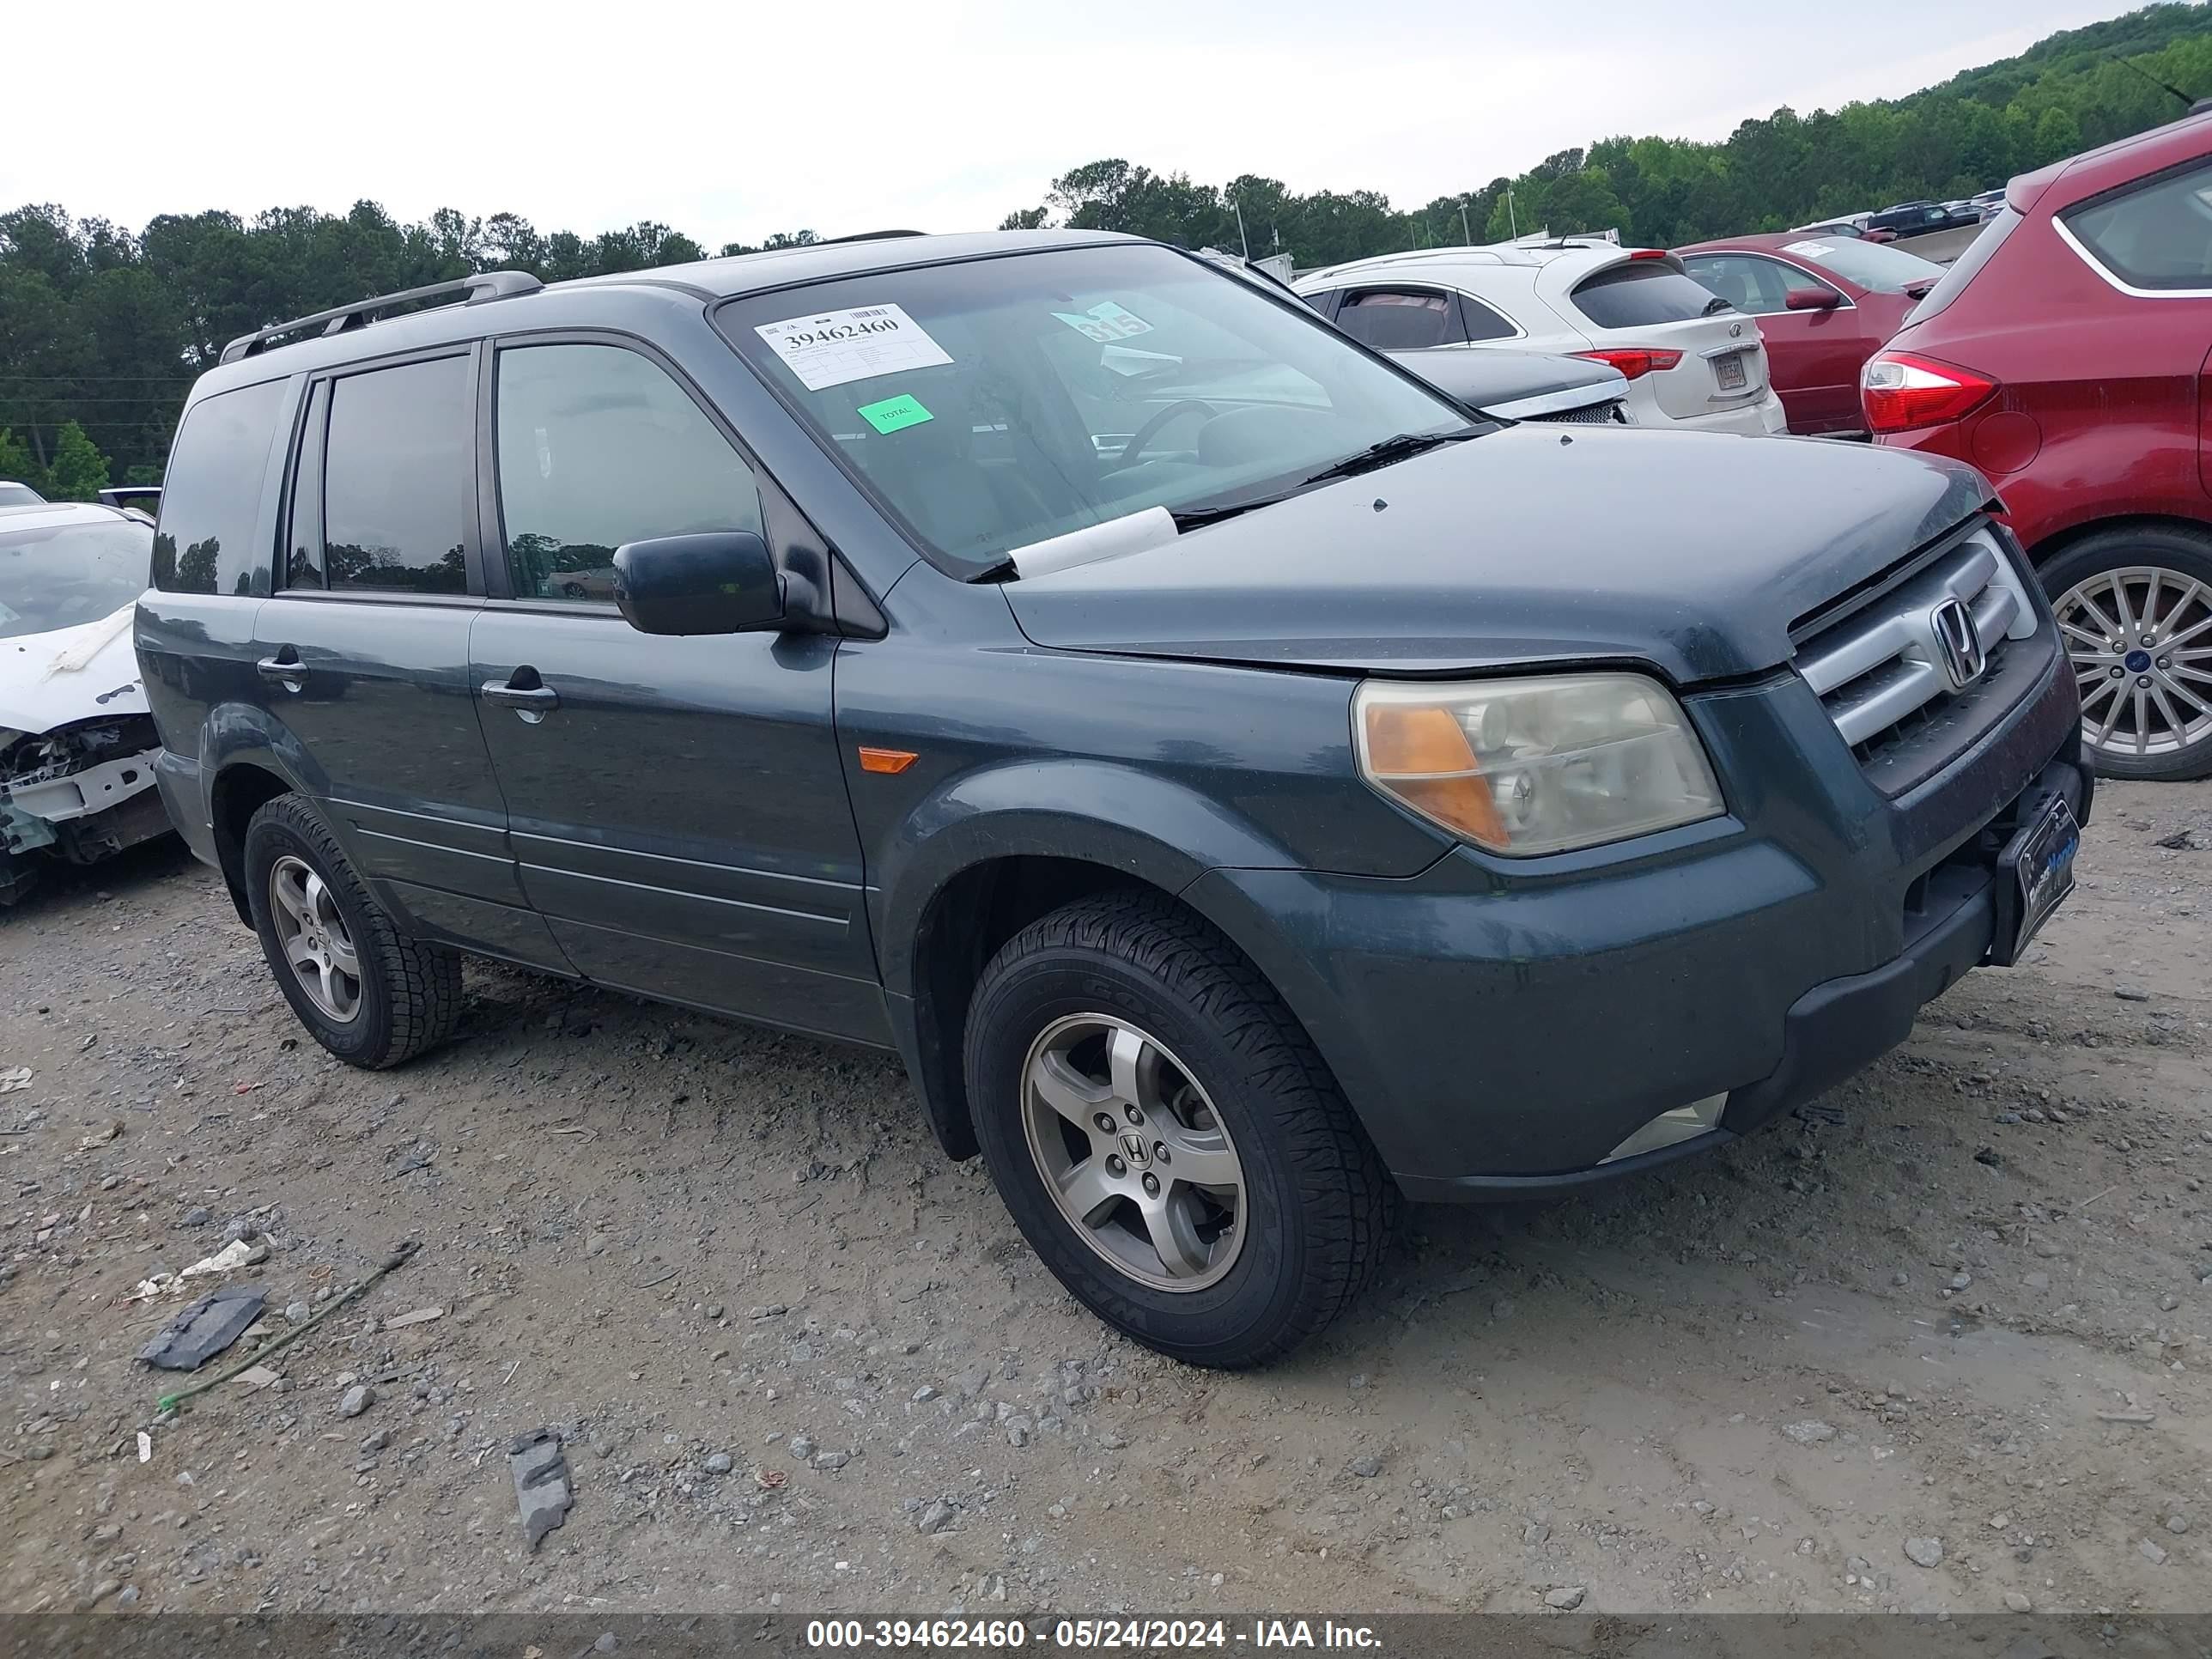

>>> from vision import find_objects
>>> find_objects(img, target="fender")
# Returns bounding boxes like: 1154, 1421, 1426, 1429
872, 756, 1310, 998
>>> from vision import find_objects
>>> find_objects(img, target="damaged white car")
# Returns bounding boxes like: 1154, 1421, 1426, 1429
0, 501, 171, 905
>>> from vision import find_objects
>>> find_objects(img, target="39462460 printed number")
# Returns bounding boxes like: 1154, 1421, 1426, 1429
805, 1619, 1032, 1649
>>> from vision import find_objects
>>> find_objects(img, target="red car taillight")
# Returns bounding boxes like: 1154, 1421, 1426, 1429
1862, 351, 1997, 434
1573, 348, 1684, 380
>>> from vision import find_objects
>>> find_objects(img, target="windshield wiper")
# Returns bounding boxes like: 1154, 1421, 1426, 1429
1168, 493, 1297, 532
1296, 427, 1480, 488
1700, 295, 1736, 316
1164, 427, 1483, 532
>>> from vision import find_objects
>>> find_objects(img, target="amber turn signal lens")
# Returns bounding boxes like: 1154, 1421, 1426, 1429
1358, 702, 1506, 848
857, 747, 918, 775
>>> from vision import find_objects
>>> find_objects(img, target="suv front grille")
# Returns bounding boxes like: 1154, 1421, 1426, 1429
1793, 526, 2050, 795
1525, 401, 1627, 426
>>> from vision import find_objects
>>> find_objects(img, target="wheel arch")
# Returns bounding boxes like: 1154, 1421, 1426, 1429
2022, 511, 2212, 566
878, 762, 1322, 1164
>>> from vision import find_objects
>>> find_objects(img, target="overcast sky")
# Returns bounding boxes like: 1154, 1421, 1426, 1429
8, 0, 2152, 247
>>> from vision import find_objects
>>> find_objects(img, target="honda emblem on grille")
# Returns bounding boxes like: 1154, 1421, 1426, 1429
1930, 598, 1986, 690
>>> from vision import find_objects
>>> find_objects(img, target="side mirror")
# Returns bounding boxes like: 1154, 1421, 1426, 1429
612, 532, 782, 635
1784, 287, 1841, 311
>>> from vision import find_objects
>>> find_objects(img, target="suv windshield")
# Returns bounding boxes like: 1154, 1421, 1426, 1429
1775, 237, 1944, 292
718, 243, 1468, 571
0, 514, 150, 641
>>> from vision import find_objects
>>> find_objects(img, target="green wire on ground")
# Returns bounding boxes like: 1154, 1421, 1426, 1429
154, 1240, 419, 1416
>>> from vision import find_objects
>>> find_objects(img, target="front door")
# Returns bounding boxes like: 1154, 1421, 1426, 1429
469, 336, 884, 1043
253, 347, 563, 969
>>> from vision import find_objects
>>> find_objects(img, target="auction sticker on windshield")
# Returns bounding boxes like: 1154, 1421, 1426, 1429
755, 304, 953, 392
1052, 300, 1154, 343
1781, 241, 1836, 257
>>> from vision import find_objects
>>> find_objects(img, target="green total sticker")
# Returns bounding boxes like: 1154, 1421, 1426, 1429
857, 393, 934, 434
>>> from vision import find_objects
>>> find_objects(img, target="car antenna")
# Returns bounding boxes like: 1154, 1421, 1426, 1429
2108, 50, 2197, 109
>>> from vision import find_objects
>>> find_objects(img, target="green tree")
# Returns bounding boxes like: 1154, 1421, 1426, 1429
44, 420, 109, 500
0, 427, 45, 492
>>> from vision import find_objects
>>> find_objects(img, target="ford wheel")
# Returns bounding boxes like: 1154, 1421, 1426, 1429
2045, 526, 2212, 781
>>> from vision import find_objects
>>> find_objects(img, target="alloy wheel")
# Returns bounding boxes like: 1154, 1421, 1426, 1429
1019, 1013, 1247, 1292
2054, 565, 2212, 763
269, 854, 363, 1023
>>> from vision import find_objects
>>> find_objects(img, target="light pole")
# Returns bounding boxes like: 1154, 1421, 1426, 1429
1507, 186, 1517, 240
1231, 195, 1249, 260
1460, 198, 1472, 244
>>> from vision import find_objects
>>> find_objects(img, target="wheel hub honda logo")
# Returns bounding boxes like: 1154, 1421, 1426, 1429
1119, 1133, 1150, 1169
1930, 598, 1986, 690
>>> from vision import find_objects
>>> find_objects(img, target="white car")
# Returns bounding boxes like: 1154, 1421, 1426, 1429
1297, 242, 1789, 437
1, 501, 170, 905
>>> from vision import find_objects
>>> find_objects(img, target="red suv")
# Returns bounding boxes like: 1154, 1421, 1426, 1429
1866, 111, 2212, 781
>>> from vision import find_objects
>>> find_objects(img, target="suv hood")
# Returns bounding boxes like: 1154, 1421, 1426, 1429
1003, 427, 1989, 684
0, 605, 148, 736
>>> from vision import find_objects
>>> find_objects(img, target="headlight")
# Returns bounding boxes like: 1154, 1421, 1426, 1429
1353, 673, 1723, 856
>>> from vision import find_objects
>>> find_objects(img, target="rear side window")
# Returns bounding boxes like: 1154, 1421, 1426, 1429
1570, 262, 1727, 330
1335, 289, 1462, 350
319, 356, 473, 594
153, 378, 287, 596
493, 343, 765, 603
2063, 157, 2212, 290
1905, 208, 2021, 325
1680, 255, 1802, 315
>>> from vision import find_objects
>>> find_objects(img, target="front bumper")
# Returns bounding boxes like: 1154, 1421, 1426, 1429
1187, 631, 2086, 1199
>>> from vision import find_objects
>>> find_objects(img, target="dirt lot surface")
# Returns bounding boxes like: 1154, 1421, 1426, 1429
1, 780, 2207, 1620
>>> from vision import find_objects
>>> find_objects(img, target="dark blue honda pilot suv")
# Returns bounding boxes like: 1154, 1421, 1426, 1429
137, 230, 2088, 1366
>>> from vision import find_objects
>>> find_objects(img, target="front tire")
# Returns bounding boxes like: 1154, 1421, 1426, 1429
964, 891, 1394, 1368
243, 793, 463, 1067
2042, 526, 2212, 781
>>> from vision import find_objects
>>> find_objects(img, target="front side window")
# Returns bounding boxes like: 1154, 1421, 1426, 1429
495, 343, 765, 602
0, 514, 152, 639
153, 377, 287, 596
719, 243, 1466, 571
1571, 261, 1729, 329
1334, 289, 1461, 350
2064, 157, 2212, 290
319, 356, 473, 595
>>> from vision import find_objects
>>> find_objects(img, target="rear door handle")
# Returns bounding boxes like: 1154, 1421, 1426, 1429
481, 675, 560, 718
256, 651, 307, 690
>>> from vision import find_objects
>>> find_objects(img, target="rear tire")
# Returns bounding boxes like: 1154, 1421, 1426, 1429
963, 890, 1394, 1368
243, 793, 462, 1067
2040, 526, 2212, 781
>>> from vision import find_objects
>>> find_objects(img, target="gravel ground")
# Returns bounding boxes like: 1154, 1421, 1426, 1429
1, 780, 2207, 1618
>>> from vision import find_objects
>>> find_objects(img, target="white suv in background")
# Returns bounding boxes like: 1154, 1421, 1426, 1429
1297, 243, 1789, 437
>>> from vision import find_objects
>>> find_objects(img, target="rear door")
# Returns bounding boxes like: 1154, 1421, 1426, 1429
252, 347, 558, 966
2053, 155, 2212, 508
1331, 286, 1474, 351
1680, 252, 1864, 433
468, 334, 884, 1043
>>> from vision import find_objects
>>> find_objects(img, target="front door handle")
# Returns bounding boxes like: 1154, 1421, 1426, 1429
256, 651, 307, 690
482, 672, 559, 721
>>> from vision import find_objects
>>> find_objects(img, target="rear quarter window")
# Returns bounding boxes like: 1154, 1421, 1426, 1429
1905, 208, 2021, 325
1571, 263, 1725, 330
153, 378, 288, 596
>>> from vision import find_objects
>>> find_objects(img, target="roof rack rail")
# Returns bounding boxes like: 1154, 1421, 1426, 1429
218, 270, 544, 365
812, 229, 927, 246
